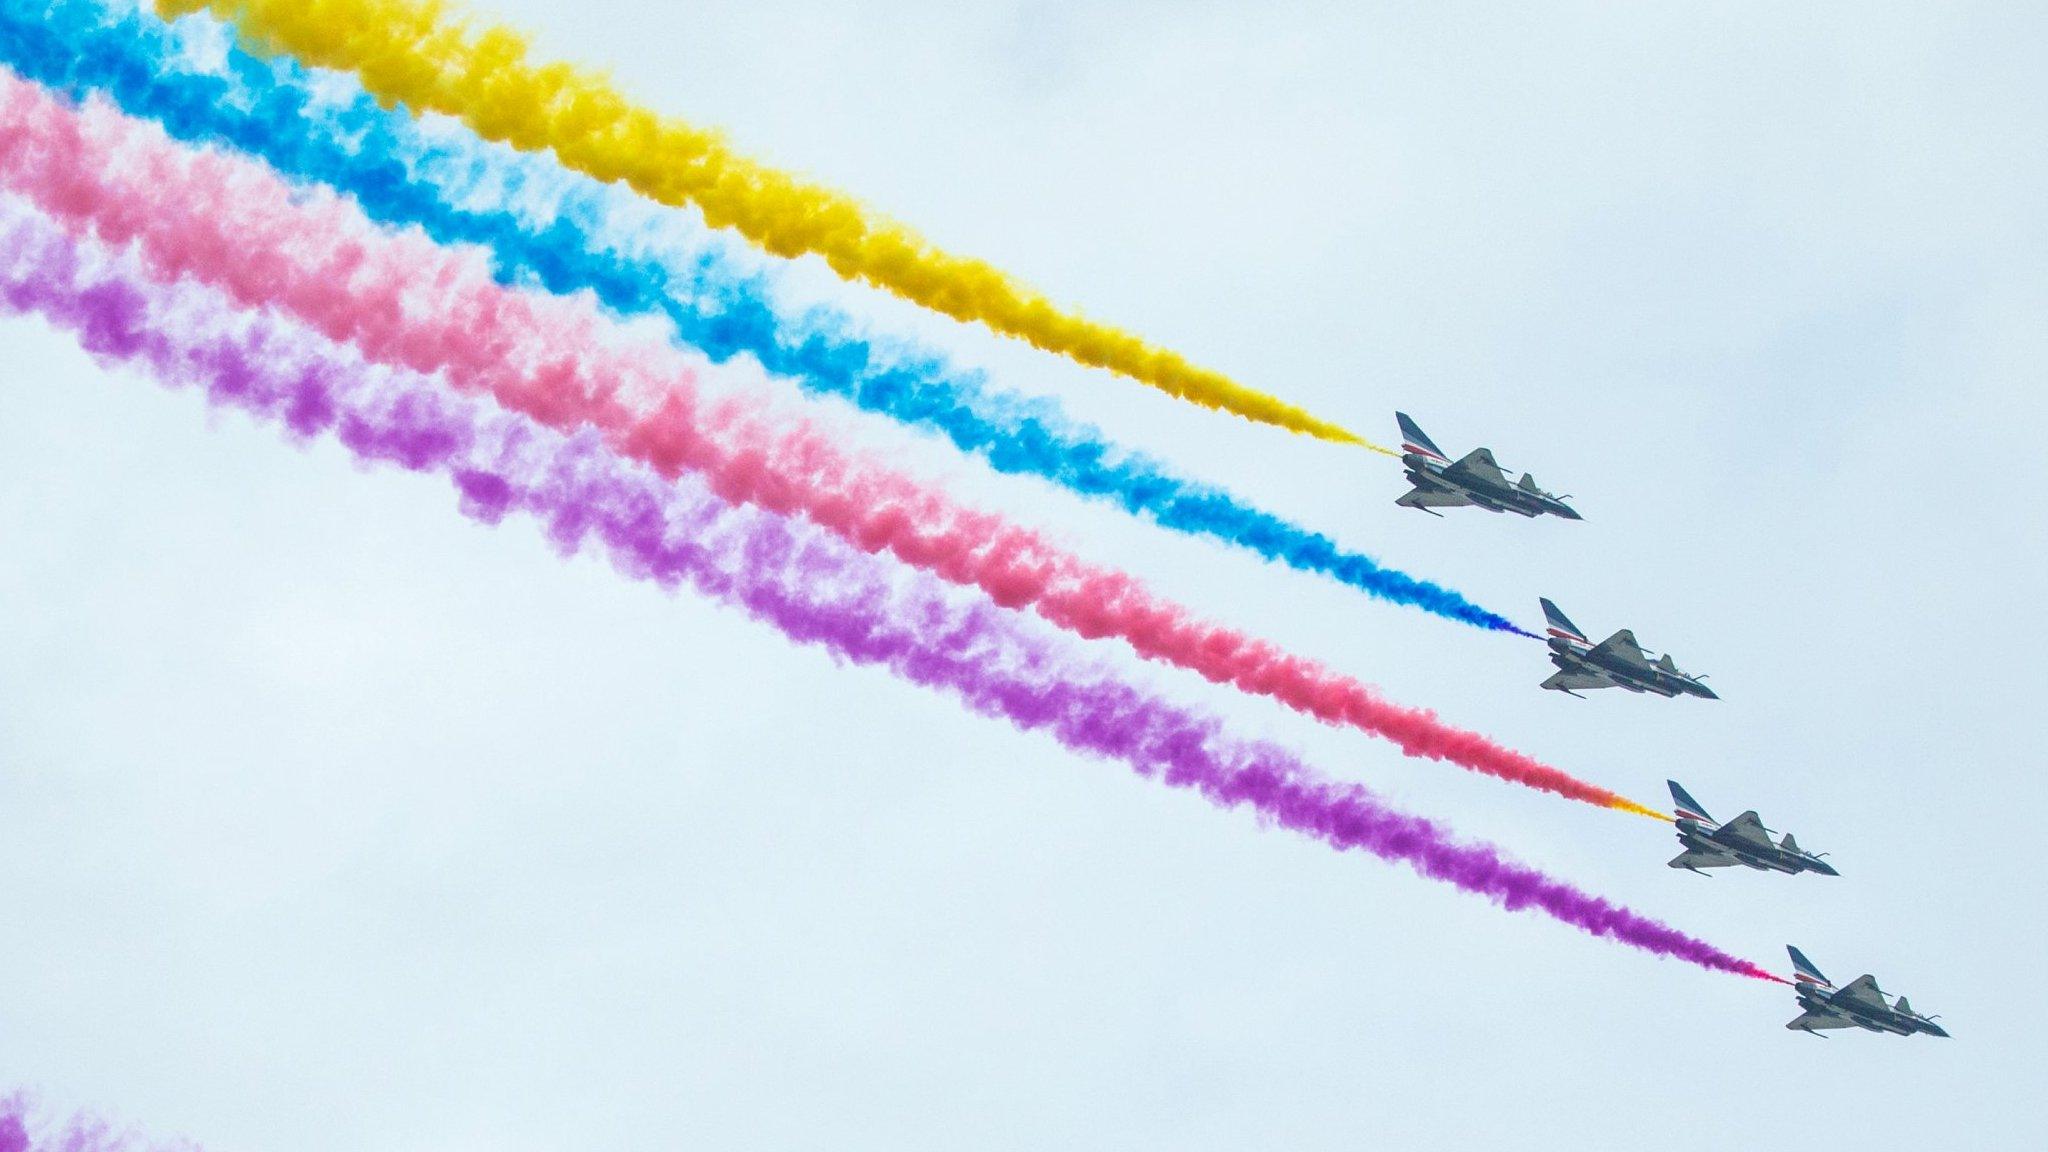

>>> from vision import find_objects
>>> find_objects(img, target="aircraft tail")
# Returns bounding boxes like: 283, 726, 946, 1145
1788, 946, 1832, 988
1539, 598, 1589, 645
1667, 781, 1715, 825
1395, 412, 1449, 462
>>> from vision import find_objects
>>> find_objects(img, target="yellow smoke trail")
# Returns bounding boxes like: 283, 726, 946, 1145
163, 0, 1390, 451
1616, 800, 1674, 823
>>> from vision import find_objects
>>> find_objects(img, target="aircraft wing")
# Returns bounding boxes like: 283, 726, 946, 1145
1396, 486, 1474, 510
1715, 811, 1775, 851
1443, 447, 1510, 488
1586, 629, 1653, 668
1834, 975, 1888, 1011
1787, 1009, 1856, 1032
1668, 849, 1738, 870
1542, 670, 1609, 692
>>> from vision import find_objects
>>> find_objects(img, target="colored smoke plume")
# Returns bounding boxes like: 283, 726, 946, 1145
0, 68, 1654, 816
0, 0, 1510, 630
0, 194, 1768, 974
159, 0, 1383, 447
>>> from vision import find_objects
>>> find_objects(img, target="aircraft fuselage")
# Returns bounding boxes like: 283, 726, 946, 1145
1546, 641, 1711, 698
1674, 822, 1803, 873
1794, 988, 1932, 1036
1402, 455, 1571, 519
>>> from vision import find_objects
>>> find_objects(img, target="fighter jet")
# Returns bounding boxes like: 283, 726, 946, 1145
1666, 781, 1836, 877
1785, 946, 1949, 1038
1538, 598, 1717, 699
1393, 412, 1581, 520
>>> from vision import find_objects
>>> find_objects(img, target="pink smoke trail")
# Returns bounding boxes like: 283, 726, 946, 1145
0, 192, 1774, 977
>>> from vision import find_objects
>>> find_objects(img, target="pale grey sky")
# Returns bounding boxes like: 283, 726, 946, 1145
3, 2, 2045, 1149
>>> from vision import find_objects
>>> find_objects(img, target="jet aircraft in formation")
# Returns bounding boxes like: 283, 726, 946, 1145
1667, 781, 1836, 877
1538, 598, 1716, 699
1389, 412, 1943, 1037
1785, 947, 1948, 1038
1392, 412, 1581, 520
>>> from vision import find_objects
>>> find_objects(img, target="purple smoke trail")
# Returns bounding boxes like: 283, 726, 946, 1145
0, 195, 1779, 980
0, 1097, 194, 1152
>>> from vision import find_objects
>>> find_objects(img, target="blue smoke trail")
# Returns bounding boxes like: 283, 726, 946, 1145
0, 0, 1530, 636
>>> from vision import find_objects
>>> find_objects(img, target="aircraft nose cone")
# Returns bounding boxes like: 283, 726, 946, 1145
1693, 683, 1719, 700
1557, 505, 1584, 521
1924, 1022, 1951, 1038
1811, 859, 1840, 877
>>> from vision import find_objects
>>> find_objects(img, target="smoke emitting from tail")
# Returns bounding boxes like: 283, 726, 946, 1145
0, 192, 1779, 980
0, 0, 1511, 633
0, 66, 1653, 817
156, 0, 1384, 448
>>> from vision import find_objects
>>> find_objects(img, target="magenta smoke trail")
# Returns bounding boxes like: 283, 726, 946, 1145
0, 1096, 189, 1152
0, 67, 1652, 816
0, 196, 1779, 981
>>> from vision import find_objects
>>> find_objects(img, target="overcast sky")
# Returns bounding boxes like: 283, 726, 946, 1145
3, 2, 2045, 1148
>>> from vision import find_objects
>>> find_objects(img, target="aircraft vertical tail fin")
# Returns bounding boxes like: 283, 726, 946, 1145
1540, 598, 1589, 645
1667, 781, 1715, 825
1396, 412, 1450, 462
1788, 946, 1832, 988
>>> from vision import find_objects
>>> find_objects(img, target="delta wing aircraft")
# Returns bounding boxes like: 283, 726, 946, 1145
1667, 781, 1836, 876
1538, 599, 1717, 699
1393, 412, 1581, 520
1786, 947, 1949, 1038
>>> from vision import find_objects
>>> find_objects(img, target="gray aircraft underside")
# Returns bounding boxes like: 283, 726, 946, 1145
1538, 598, 1716, 699
1786, 947, 1948, 1037
1666, 781, 1836, 876
1393, 412, 1581, 520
